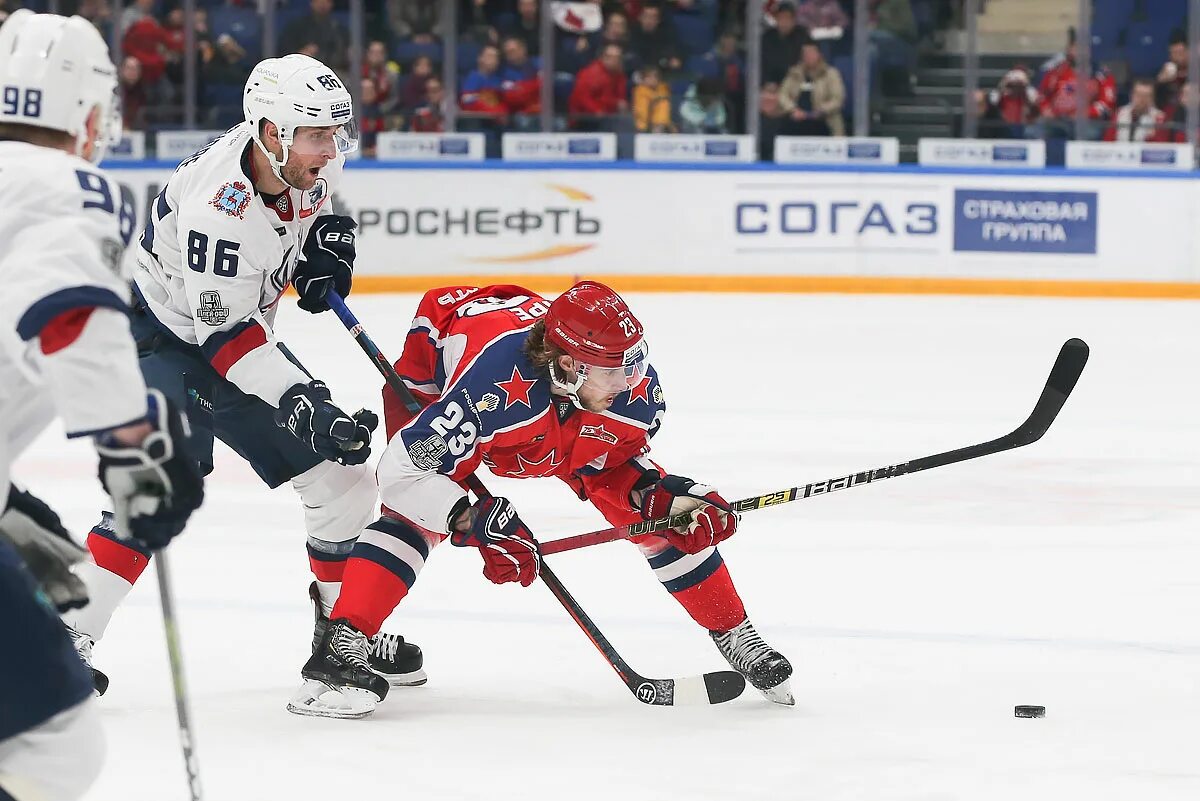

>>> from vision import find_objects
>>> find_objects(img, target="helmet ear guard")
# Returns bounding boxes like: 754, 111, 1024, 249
548, 356, 588, 409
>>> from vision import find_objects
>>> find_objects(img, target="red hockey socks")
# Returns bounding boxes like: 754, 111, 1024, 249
330, 515, 437, 637
641, 543, 747, 633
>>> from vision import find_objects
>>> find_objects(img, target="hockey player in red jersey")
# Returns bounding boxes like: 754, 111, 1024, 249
291, 281, 793, 718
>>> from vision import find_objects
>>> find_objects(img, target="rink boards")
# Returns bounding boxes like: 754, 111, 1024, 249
104, 162, 1200, 298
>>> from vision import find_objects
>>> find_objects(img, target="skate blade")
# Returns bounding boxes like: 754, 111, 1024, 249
757, 678, 795, 706
286, 680, 380, 719
380, 667, 428, 687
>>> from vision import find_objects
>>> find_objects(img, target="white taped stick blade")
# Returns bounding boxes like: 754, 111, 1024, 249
670, 671, 748, 705
669, 675, 712, 705
287, 680, 379, 719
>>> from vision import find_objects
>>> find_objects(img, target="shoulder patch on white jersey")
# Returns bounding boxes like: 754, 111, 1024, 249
210, 181, 252, 219
100, 238, 124, 275
196, 290, 230, 326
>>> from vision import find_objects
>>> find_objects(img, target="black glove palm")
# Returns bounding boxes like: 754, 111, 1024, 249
295, 215, 356, 314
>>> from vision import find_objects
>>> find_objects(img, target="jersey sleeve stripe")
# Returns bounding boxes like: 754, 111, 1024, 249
39, 307, 96, 355
202, 319, 269, 377
16, 286, 129, 342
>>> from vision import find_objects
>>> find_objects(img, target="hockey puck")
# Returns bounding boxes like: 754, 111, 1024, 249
1014, 705, 1045, 718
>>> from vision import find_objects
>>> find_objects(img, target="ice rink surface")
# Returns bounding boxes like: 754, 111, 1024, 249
14, 291, 1199, 801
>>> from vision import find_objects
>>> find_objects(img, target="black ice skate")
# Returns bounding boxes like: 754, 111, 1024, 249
288, 618, 390, 719
710, 617, 794, 706
308, 582, 427, 687
65, 622, 109, 696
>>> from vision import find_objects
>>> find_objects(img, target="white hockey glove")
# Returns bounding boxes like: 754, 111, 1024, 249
0, 486, 89, 611
96, 389, 206, 549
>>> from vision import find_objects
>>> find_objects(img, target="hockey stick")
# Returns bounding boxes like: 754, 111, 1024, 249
153, 549, 202, 801
541, 338, 1090, 557
325, 291, 745, 706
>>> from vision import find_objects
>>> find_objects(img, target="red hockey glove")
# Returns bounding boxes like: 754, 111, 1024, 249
450, 497, 541, 587
639, 475, 738, 554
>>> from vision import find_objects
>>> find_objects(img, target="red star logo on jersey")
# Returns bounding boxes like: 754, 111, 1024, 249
506, 449, 564, 477
628, 375, 653, 405
495, 367, 536, 409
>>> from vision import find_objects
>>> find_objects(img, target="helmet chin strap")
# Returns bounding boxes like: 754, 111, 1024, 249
549, 361, 588, 410
251, 130, 296, 188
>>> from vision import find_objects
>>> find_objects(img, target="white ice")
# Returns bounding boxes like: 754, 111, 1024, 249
13, 292, 1199, 801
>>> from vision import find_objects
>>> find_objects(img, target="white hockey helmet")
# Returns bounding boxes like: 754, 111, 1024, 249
0, 10, 121, 163
243, 54, 358, 184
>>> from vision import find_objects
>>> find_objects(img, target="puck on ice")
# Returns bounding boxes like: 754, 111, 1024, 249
1014, 705, 1045, 718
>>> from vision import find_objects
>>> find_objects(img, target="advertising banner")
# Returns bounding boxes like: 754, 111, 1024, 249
634, 134, 756, 162
375, 132, 486, 161
103, 164, 1200, 287
502, 133, 617, 161
1065, 141, 1195, 171
156, 130, 225, 161
919, 138, 1047, 168
952, 189, 1098, 254
106, 131, 146, 161
774, 136, 900, 165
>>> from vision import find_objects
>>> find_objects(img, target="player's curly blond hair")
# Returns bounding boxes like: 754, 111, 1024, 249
521, 320, 565, 372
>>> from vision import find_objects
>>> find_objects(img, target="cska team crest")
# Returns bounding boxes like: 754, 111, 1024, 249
210, 181, 251, 219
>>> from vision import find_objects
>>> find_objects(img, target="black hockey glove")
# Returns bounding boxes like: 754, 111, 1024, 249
295, 215, 356, 314
0, 486, 89, 611
276, 380, 378, 465
96, 389, 206, 551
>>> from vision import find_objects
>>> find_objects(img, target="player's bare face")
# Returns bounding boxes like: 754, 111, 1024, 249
556, 356, 641, 412
576, 381, 618, 412
282, 126, 341, 189
280, 151, 329, 190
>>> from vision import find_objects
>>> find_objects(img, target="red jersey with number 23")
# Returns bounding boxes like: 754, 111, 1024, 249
381, 285, 666, 527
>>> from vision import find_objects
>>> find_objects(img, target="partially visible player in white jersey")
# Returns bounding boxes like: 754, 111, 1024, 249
0, 11, 203, 801
62, 53, 427, 702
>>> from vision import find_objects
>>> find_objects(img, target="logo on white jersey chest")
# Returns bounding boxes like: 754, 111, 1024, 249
300, 178, 329, 219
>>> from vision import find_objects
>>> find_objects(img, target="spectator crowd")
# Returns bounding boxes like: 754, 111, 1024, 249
978, 25, 1196, 148
6, 0, 878, 152
2, 0, 1195, 158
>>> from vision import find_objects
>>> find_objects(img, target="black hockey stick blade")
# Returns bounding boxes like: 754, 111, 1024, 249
628, 670, 747, 706
539, 562, 747, 706
910, 337, 1089, 473
1014, 336, 1089, 445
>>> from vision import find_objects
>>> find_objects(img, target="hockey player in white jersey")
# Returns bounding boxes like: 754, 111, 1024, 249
0, 11, 204, 801
62, 53, 426, 704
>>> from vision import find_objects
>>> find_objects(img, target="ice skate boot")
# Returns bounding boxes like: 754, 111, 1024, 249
711, 617, 794, 705
288, 618, 390, 719
309, 582, 426, 687
65, 622, 109, 696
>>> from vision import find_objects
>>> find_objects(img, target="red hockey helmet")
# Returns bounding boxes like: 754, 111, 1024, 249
545, 281, 648, 400
545, 280, 644, 367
